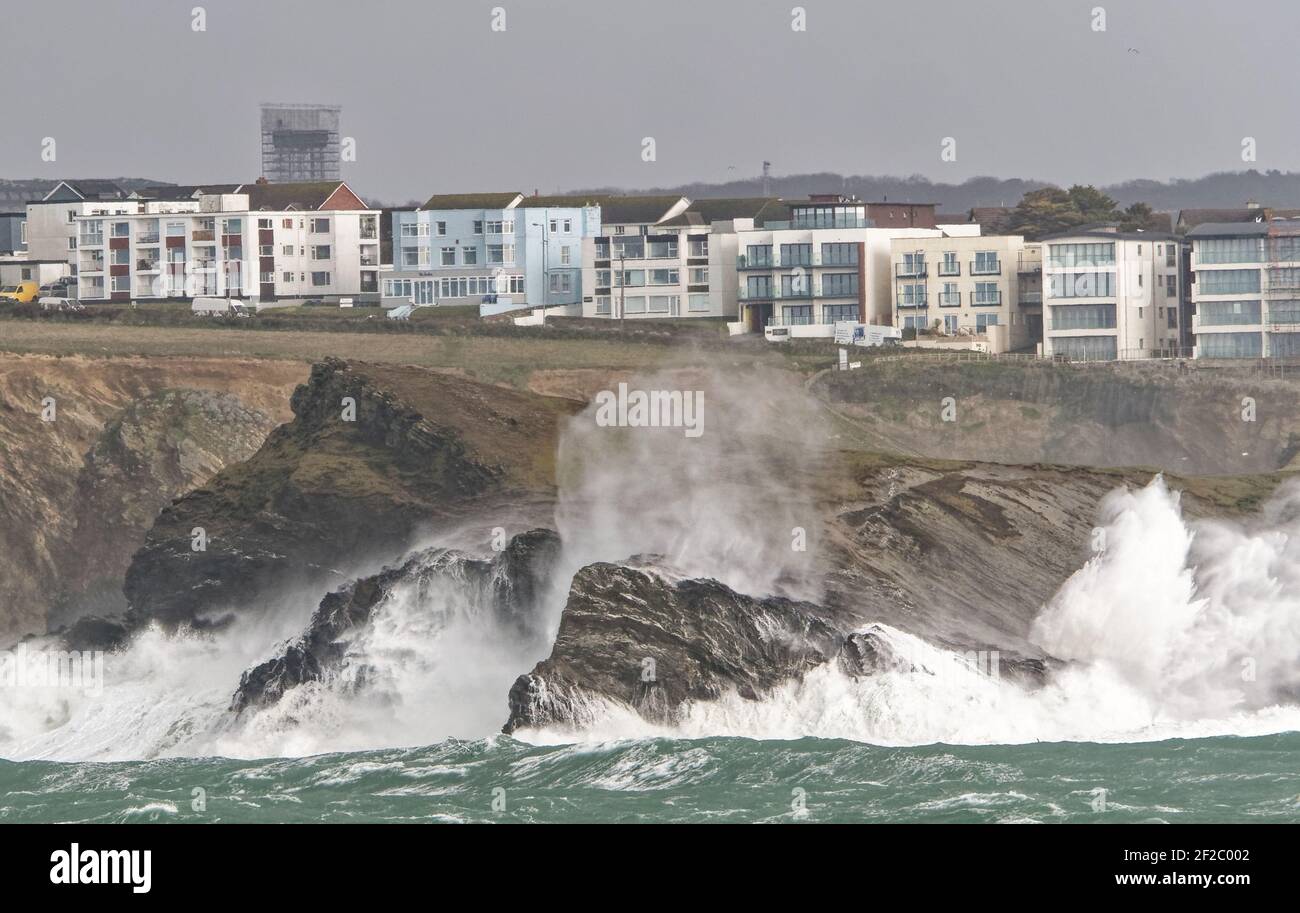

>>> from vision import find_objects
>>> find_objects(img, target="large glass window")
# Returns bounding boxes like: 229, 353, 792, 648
1197, 269, 1261, 295
820, 273, 858, 297
823, 304, 859, 322
1196, 237, 1262, 264
781, 243, 812, 267
745, 244, 773, 267
782, 305, 813, 324
1270, 333, 1300, 356
1047, 243, 1115, 268
1198, 332, 1262, 358
821, 242, 858, 266
1051, 304, 1116, 330
1199, 300, 1261, 325
1049, 272, 1115, 298
1053, 335, 1118, 360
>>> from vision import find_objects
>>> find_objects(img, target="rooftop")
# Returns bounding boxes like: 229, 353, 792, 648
418, 192, 524, 212
659, 197, 785, 227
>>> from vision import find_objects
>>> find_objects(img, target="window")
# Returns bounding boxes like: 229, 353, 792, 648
973, 251, 1000, 274
549, 273, 573, 293
402, 249, 420, 268
112, 275, 130, 293
111, 247, 129, 265
283, 218, 295, 229
595, 296, 612, 315
1049, 272, 1115, 298
595, 269, 611, 288
745, 244, 773, 267
509, 275, 525, 294
549, 219, 558, 233
782, 305, 813, 325
462, 247, 477, 265
649, 268, 679, 285
780, 243, 812, 267
441, 247, 456, 266
1166, 275, 1177, 297
821, 273, 858, 297
1168, 308, 1178, 328
259, 218, 273, 229
311, 218, 330, 234
562, 219, 572, 233
1047, 242, 1115, 268
312, 245, 332, 260
1166, 245, 1177, 268
282, 245, 294, 256
939, 282, 959, 307
1053, 336, 1118, 360
560, 246, 571, 266
473, 221, 484, 235
976, 313, 999, 331
259, 244, 273, 256
487, 244, 514, 265
688, 293, 711, 312
616, 269, 645, 287
819, 243, 857, 267
283, 271, 294, 283
973, 282, 1001, 305
688, 236, 708, 257
689, 267, 709, 285
1197, 269, 1260, 295
1198, 300, 1261, 325
594, 239, 611, 259
614, 237, 645, 259
624, 295, 646, 314
111, 222, 129, 237
938, 251, 959, 275
1050, 304, 1116, 330
823, 303, 859, 323
311, 271, 331, 287
1198, 332, 1262, 358
224, 218, 242, 233
435, 221, 447, 236
647, 295, 676, 314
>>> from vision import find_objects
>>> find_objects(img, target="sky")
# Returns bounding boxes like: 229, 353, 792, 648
5, 0, 1298, 203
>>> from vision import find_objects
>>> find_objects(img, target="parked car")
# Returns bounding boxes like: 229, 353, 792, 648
39, 296, 82, 312
38, 279, 72, 297
0, 281, 39, 303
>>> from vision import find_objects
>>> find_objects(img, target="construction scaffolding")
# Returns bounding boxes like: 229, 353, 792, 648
259, 103, 342, 183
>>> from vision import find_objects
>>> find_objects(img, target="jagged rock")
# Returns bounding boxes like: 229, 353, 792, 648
122, 359, 579, 630
232, 528, 561, 712
503, 562, 843, 732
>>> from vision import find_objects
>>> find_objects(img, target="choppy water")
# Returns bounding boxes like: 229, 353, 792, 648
3, 733, 1297, 824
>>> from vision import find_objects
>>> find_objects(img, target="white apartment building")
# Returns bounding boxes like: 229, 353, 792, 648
890, 235, 1043, 352
72, 182, 380, 303
1041, 229, 1183, 361
580, 197, 783, 320
736, 197, 942, 332
1187, 220, 1300, 359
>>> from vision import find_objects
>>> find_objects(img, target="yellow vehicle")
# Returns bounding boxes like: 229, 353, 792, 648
0, 281, 39, 303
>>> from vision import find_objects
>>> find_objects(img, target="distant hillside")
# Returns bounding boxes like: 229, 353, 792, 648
0, 178, 172, 210
570, 169, 1300, 213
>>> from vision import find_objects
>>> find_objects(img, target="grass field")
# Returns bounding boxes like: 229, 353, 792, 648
0, 320, 796, 387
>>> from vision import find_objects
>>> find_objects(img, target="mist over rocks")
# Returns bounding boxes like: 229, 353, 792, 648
232, 528, 562, 713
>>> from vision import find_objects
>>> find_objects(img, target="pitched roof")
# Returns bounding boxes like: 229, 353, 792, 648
1185, 221, 1271, 238
418, 192, 523, 211
134, 183, 242, 200
42, 179, 128, 201
659, 197, 785, 227
517, 194, 686, 225
237, 181, 369, 211
1177, 207, 1300, 231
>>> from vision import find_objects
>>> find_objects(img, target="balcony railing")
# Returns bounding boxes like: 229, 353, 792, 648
137, 233, 160, 244
192, 230, 215, 242
937, 261, 961, 276
1017, 255, 1042, 274
937, 292, 961, 307
895, 262, 927, 278
896, 296, 928, 308
972, 292, 1003, 306
136, 259, 160, 272
78, 234, 104, 247
971, 260, 1002, 276
1018, 291, 1043, 305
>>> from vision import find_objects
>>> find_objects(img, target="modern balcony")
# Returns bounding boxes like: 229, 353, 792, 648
895, 262, 928, 278
192, 230, 215, 242
738, 252, 858, 270
937, 262, 961, 277
137, 233, 160, 244
937, 292, 961, 307
896, 296, 928, 308
1018, 290, 1043, 305
136, 259, 160, 272
78, 234, 104, 247
1017, 255, 1042, 274
972, 292, 1003, 306
970, 260, 1002, 276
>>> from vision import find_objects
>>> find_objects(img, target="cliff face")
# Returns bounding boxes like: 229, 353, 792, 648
122, 359, 581, 630
818, 360, 1300, 476
0, 355, 302, 644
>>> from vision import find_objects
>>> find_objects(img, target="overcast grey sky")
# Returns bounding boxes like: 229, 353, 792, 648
6, 0, 1297, 201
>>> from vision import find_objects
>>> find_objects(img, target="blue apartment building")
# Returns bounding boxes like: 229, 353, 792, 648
382, 191, 600, 313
